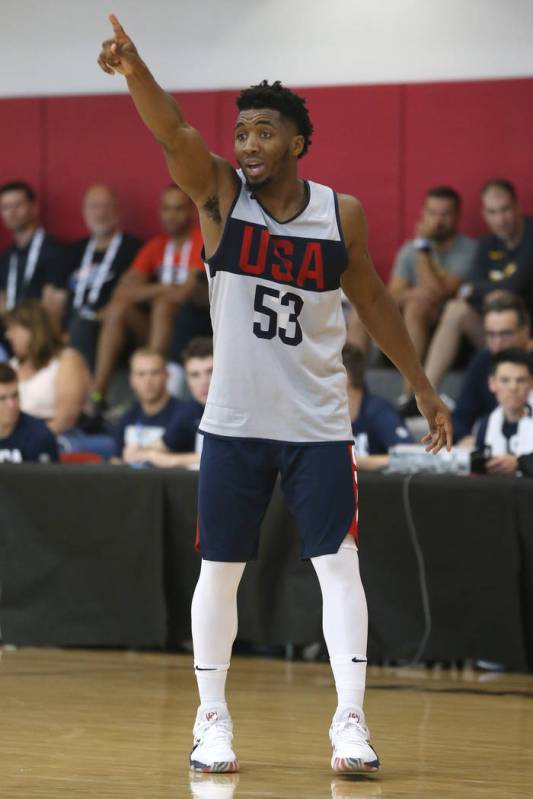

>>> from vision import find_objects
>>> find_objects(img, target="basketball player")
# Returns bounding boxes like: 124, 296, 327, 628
97, 15, 452, 775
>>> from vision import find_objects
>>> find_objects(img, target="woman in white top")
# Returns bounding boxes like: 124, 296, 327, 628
5, 300, 114, 457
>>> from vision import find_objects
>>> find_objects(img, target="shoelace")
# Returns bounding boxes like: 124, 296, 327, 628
195, 717, 234, 748
331, 718, 370, 746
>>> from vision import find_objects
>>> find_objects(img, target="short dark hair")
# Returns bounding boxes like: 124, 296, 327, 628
490, 347, 533, 375
0, 180, 36, 202
129, 347, 166, 370
483, 291, 529, 328
425, 185, 461, 211
342, 344, 366, 389
182, 337, 213, 365
236, 80, 314, 158
480, 179, 517, 201
0, 363, 18, 384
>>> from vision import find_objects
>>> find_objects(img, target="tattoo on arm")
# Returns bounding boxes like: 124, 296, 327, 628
203, 195, 222, 224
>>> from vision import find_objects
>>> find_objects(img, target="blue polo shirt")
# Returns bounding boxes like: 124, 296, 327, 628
352, 392, 413, 456
0, 412, 59, 463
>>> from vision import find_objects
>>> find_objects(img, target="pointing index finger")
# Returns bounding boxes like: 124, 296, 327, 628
108, 12, 128, 41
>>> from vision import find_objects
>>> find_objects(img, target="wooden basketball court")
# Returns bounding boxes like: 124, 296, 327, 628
1, 648, 532, 798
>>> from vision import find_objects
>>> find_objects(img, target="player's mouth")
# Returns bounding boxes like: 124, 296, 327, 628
244, 161, 266, 179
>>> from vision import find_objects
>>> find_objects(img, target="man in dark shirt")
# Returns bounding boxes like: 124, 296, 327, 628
343, 344, 413, 469
113, 348, 182, 459
66, 184, 142, 369
0, 363, 58, 463
453, 292, 532, 442
425, 179, 533, 392
0, 181, 67, 332
124, 337, 212, 468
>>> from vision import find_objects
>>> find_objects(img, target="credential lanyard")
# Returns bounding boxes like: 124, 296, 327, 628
6, 227, 45, 310
73, 232, 123, 309
161, 237, 193, 286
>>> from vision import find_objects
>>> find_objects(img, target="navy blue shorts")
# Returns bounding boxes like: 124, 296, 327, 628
196, 435, 358, 562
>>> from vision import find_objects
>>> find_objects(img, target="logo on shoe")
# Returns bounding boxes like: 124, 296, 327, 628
348, 712, 360, 723
205, 711, 218, 722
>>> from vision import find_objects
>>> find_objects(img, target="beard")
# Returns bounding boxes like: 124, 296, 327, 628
431, 228, 455, 243
245, 175, 272, 194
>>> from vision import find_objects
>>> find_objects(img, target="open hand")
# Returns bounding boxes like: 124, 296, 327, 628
97, 14, 140, 77
416, 389, 453, 454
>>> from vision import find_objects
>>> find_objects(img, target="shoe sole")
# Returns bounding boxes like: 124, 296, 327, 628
189, 759, 239, 773
331, 757, 380, 773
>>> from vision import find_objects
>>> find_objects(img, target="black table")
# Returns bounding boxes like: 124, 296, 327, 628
0, 465, 531, 671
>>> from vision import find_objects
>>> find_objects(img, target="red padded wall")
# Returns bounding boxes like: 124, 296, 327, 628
0, 99, 45, 250
403, 78, 533, 243
1, 78, 532, 278
44, 91, 219, 243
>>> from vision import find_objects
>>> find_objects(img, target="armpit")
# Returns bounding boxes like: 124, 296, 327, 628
203, 195, 222, 224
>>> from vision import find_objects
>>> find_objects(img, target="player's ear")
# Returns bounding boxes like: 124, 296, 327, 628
292, 134, 305, 158
488, 374, 497, 394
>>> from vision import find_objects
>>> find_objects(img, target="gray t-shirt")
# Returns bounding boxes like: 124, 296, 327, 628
391, 234, 477, 287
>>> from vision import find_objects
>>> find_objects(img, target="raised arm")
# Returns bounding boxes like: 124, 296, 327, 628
97, 15, 237, 237
339, 194, 452, 453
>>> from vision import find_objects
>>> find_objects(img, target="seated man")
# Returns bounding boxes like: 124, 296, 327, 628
425, 179, 533, 392
66, 184, 142, 370
475, 348, 533, 476
124, 337, 212, 468
0, 181, 67, 331
113, 348, 182, 459
387, 186, 477, 413
343, 344, 413, 470
90, 185, 206, 409
0, 363, 59, 463
453, 291, 532, 443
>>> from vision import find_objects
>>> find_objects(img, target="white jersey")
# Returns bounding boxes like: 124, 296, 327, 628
199, 172, 353, 443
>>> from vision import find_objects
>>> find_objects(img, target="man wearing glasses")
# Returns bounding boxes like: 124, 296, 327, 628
453, 291, 533, 443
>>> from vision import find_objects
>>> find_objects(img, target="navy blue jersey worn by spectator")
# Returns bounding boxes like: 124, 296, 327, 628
163, 399, 204, 452
351, 392, 413, 456
0, 412, 59, 463
65, 233, 142, 316
0, 229, 67, 309
452, 349, 494, 441
453, 349, 533, 441
114, 396, 182, 455
469, 216, 533, 316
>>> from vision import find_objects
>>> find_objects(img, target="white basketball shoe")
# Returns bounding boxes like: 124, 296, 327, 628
329, 708, 380, 773
189, 705, 239, 773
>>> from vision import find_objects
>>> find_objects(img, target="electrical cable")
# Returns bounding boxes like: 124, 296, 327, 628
402, 472, 432, 665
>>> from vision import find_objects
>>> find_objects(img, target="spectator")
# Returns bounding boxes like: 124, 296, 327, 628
124, 336, 212, 468
5, 299, 113, 457
0, 181, 67, 330
386, 186, 477, 414
113, 348, 182, 459
453, 292, 533, 443
89, 185, 206, 410
0, 362, 58, 463
343, 344, 413, 470
475, 348, 533, 476
425, 179, 533, 392
66, 184, 142, 370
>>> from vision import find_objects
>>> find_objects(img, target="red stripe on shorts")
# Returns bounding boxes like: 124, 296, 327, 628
347, 444, 359, 545
195, 515, 201, 553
